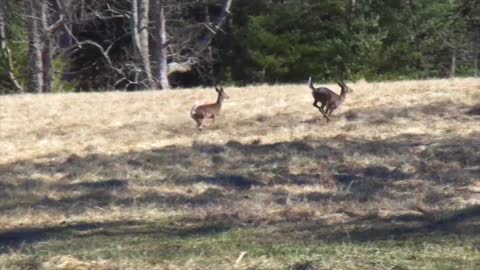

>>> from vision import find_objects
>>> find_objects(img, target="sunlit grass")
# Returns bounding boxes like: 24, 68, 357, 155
1, 78, 479, 165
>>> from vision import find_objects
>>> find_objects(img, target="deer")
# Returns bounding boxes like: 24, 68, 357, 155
190, 85, 229, 130
308, 76, 353, 122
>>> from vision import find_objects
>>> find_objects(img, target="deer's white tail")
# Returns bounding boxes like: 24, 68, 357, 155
308, 76, 315, 91
190, 102, 199, 117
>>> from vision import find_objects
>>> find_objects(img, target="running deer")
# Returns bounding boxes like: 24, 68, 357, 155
191, 85, 229, 130
308, 77, 353, 122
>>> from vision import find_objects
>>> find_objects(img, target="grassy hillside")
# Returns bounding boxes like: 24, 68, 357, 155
0, 78, 480, 269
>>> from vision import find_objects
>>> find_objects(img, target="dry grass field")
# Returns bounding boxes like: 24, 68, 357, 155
0, 78, 480, 269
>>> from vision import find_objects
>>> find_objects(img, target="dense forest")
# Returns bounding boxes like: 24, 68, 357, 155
0, 0, 478, 93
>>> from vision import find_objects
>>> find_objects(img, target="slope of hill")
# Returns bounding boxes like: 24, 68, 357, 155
0, 78, 479, 269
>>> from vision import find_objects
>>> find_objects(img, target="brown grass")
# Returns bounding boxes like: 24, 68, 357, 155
0, 78, 480, 269
1, 78, 478, 165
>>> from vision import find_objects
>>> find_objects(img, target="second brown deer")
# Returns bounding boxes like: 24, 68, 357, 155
308, 77, 353, 122
191, 85, 229, 130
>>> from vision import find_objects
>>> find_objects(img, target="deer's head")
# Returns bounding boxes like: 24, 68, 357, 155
215, 85, 229, 100
337, 80, 354, 93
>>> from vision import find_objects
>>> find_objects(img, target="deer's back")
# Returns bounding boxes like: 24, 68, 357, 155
312, 87, 340, 103
192, 103, 221, 117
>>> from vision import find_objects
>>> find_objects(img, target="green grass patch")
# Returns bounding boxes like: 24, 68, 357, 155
4, 221, 479, 269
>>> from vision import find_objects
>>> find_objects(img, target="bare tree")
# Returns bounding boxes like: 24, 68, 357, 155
154, 0, 169, 89
24, 0, 234, 92
130, 0, 154, 89
26, 0, 65, 93
131, 0, 141, 86
193, 0, 233, 57
28, 0, 43, 93
155, 0, 233, 89
474, 25, 479, 77
450, 47, 457, 78
0, 4, 23, 92
41, 0, 54, 93
139, 0, 154, 87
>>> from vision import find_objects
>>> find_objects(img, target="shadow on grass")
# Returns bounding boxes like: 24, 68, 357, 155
232, 100, 476, 127
295, 205, 480, 243
0, 179, 232, 212
1, 111, 479, 252
0, 219, 232, 253
342, 100, 476, 125
467, 103, 480, 116
1, 204, 479, 254
1, 132, 479, 209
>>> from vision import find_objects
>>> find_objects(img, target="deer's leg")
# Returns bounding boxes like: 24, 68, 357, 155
323, 104, 332, 122
318, 102, 330, 122
327, 105, 336, 116
320, 103, 330, 119
201, 114, 213, 127
192, 115, 202, 129
320, 104, 328, 118
197, 119, 204, 130
197, 113, 207, 130
313, 101, 329, 119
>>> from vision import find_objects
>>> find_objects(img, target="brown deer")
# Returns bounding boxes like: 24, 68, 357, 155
191, 85, 229, 130
308, 77, 353, 122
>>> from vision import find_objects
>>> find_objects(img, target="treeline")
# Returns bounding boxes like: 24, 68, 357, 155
0, 0, 478, 93
225, 0, 479, 84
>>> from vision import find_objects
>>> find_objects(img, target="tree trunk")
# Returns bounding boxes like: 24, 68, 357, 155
348, 0, 356, 26
154, 0, 170, 89
131, 0, 153, 89
0, 5, 23, 92
28, 0, 44, 93
41, 0, 53, 93
473, 25, 479, 77
139, 0, 154, 88
55, 0, 74, 49
205, 4, 215, 84
131, 0, 141, 88
450, 48, 456, 78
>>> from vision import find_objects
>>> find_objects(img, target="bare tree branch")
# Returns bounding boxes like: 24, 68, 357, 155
46, 15, 65, 33
194, 0, 232, 56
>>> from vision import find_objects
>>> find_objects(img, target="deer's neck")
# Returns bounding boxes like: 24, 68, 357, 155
340, 87, 347, 100
216, 95, 223, 107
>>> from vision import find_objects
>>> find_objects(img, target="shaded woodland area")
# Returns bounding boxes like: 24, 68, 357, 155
0, 0, 233, 92
0, 0, 479, 93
